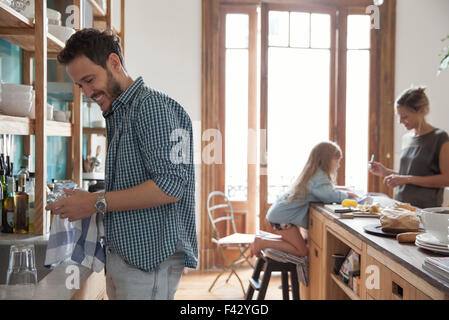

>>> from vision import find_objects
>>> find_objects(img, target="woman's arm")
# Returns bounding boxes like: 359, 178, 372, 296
385, 141, 449, 189
369, 161, 397, 177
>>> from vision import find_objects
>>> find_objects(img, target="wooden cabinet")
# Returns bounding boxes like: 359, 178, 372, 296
305, 208, 325, 299
308, 240, 323, 300
366, 251, 434, 300
306, 205, 448, 300
309, 207, 324, 248
365, 254, 384, 300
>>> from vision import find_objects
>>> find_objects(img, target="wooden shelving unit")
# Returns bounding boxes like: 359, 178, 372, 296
0, 2, 64, 53
0, 115, 73, 137
0, 0, 124, 236
330, 273, 360, 300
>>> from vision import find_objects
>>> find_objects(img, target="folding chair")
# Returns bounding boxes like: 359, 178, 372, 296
207, 191, 255, 295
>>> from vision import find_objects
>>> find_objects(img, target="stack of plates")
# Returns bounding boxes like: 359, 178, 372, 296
0, 83, 35, 119
415, 233, 449, 254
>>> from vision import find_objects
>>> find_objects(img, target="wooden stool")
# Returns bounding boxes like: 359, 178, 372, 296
245, 253, 300, 300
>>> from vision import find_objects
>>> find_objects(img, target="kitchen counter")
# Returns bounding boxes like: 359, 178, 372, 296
0, 233, 106, 300
0, 263, 95, 300
0, 233, 49, 245
311, 203, 449, 297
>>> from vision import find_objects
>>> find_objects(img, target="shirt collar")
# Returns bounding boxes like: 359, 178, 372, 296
103, 76, 144, 118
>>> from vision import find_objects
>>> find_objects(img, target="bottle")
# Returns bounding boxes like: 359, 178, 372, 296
18, 165, 30, 181
14, 172, 29, 234
2, 174, 15, 233
28, 172, 35, 234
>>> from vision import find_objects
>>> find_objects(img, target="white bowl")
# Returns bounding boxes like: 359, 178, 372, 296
48, 25, 75, 43
22, 1, 62, 21
1, 83, 33, 94
0, 100, 33, 118
2, 91, 34, 102
421, 207, 449, 244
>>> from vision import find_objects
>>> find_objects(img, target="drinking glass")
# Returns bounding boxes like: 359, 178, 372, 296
6, 244, 38, 286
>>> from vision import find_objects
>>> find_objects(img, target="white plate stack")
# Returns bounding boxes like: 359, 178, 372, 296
0, 82, 35, 119
415, 233, 449, 255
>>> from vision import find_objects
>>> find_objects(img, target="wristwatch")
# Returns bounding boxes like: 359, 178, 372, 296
94, 191, 108, 215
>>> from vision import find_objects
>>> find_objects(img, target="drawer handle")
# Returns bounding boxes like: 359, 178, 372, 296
392, 281, 403, 300
310, 219, 314, 227
314, 249, 319, 257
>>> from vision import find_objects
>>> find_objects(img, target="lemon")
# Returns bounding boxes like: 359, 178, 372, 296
342, 199, 357, 208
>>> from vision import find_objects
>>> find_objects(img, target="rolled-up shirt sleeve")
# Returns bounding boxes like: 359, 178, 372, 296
135, 95, 188, 199
310, 179, 348, 204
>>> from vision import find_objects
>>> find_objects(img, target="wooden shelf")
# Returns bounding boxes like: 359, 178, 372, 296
0, 114, 33, 135
330, 273, 360, 300
0, 114, 72, 137
0, 2, 65, 54
83, 127, 106, 135
87, 0, 106, 18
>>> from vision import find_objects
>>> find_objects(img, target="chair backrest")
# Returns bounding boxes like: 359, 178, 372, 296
207, 191, 238, 240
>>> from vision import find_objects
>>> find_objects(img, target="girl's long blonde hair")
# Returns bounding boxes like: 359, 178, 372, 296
287, 141, 342, 203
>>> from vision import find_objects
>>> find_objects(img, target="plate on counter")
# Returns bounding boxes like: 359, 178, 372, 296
363, 223, 424, 238
416, 233, 449, 247
415, 241, 449, 255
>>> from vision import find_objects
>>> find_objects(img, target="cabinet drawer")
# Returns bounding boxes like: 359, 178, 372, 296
385, 269, 415, 300
365, 255, 384, 300
308, 208, 323, 248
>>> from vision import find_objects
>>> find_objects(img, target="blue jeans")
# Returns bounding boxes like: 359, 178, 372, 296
105, 242, 185, 300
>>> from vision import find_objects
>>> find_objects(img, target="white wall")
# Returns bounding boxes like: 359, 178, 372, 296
395, 0, 449, 204
124, 0, 203, 220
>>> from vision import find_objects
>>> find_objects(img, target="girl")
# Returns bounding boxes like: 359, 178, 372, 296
369, 87, 449, 208
250, 141, 358, 258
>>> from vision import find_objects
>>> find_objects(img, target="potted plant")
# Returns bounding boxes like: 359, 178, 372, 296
438, 35, 449, 75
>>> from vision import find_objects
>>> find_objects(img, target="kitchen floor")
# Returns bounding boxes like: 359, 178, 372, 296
175, 267, 284, 300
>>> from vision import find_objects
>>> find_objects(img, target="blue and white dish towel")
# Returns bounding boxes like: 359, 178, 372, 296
44, 213, 105, 273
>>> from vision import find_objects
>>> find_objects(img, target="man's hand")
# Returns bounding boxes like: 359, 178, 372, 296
45, 188, 98, 222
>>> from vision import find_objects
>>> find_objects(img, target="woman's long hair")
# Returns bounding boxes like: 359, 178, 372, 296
287, 141, 342, 204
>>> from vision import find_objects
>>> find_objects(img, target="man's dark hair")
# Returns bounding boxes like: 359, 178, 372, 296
57, 28, 125, 70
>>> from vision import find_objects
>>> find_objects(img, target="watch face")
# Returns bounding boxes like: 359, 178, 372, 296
96, 201, 106, 212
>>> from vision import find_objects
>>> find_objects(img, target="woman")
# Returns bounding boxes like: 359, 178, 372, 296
369, 87, 449, 209
250, 141, 358, 258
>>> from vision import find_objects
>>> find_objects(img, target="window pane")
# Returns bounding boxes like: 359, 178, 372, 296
345, 50, 370, 193
267, 48, 330, 203
290, 12, 310, 48
269, 11, 289, 47
226, 49, 248, 200
347, 15, 371, 49
226, 14, 249, 49
311, 13, 330, 48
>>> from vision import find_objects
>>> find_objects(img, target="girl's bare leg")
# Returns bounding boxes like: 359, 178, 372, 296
250, 226, 308, 257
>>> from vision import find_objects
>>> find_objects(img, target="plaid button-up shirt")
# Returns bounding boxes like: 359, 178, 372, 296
102, 77, 198, 271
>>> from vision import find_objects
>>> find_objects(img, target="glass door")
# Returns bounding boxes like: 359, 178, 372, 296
260, 3, 336, 229
219, 5, 258, 235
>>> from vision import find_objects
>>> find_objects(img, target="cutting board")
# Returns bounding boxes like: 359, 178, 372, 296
324, 204, 380, 218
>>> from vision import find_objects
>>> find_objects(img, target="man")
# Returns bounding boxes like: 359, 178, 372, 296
46, 29, 198, 300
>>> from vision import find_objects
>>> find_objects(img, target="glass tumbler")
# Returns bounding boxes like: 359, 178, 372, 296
6, 244, 38, 286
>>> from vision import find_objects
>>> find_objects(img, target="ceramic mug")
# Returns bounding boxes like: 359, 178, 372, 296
420, 208, 449, 244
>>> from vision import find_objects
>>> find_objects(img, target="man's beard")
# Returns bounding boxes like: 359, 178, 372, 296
106, 70, 124, 102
